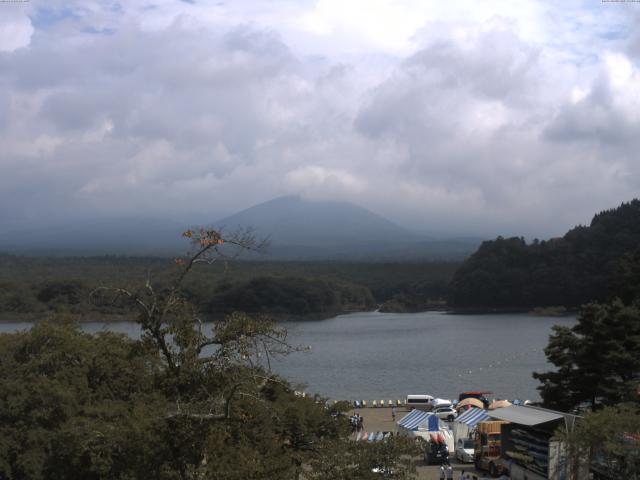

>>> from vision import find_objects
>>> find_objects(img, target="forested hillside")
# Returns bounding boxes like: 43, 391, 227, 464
449, 199, 640, 310
204, 277, 375, 317
0, 256, 457, 319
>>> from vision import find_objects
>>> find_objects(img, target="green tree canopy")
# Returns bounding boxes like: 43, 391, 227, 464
560, 404, 640, 479
449, 199, 640, 309
533, 300, 640, 411
0, 227, 421, 479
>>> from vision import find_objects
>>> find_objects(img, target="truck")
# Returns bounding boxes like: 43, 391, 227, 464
473, 420, 510, 477
507, 439, 590, 480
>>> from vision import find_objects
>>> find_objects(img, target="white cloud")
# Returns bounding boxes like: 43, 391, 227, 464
284, 165, 366, 198
0, 7, 33, 52
0, 1, 639, 237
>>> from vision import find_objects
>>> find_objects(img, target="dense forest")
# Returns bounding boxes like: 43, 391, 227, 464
4, 199, 640, 318
0, 255, 458, 320
206, 277, 375, 317
449, 199, 640, 310
0, 229, 422, 479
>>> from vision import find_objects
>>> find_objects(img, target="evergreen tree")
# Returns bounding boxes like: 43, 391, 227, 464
560, 404, 640, 479
533, 300, 640, 410
450, 199, 640, 309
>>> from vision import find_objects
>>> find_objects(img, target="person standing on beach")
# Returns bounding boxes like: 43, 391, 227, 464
391, 405, 397, 421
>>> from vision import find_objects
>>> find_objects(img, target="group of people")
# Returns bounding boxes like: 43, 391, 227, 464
439, 464, 457, 480
450, 469, 508, 480
350, 412, 364, 433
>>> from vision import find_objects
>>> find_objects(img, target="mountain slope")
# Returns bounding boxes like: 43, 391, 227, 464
0, 196, 480, 259
0, 218, 187, 256
449, 199, 640, 309
216, 195, 419, 248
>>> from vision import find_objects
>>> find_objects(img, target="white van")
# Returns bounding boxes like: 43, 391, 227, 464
406, 394, 434, 410
431, 398, 453, 409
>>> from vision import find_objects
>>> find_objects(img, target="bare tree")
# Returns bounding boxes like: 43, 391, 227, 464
92, 227, 300, 419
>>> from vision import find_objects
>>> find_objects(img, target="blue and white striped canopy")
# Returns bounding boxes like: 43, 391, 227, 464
456, 408, 489, 427
397, 409, 439, 431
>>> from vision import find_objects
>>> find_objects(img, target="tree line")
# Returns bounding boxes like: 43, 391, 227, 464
514, 201, 640, 477
449, 199, 640, 310
0, 255, 457, 319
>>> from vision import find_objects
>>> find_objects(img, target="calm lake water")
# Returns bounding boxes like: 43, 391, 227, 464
272, 311, 575, 402
0, 311, 575, 402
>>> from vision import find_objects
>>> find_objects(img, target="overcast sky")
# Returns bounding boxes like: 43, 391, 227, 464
1, 0, 639, 237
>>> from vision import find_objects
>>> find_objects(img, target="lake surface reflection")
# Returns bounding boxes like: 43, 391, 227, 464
0, 311, 574, 402
271, 311, 575, 402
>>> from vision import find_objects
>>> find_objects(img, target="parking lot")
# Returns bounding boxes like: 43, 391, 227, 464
349, 407, 488, 480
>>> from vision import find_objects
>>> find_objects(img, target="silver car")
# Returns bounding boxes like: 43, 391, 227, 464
455, 438, 475, 463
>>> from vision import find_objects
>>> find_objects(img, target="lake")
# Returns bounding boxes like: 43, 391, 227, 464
0, 311, 575, 403
272, 311, 575, 402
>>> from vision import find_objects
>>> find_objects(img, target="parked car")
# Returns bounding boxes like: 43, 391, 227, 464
433, 406, 458, 421
406, 394, 434, 410
455, 438, 475, 463
429, 397, 453, 409
424, 441, 449, 465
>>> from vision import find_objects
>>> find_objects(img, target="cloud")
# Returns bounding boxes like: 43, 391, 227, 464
545, 52, 640, 144
0, 1, 639, 238
284, 165, 366, 198
0, 7, 33, 52
350, 17, 640, 235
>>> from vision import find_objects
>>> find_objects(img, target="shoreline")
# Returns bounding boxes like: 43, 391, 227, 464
0, 309, 370, 324
447, 306, 576, 316
0, 305, 576, 323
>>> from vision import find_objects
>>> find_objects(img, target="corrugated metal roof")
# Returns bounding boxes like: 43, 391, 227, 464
487, 405, 564, 426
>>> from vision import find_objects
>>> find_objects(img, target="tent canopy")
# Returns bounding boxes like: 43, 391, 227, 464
455, 407, 490, 427
397, 409, 439, 431
457, 398, 484, 409
488, 399, 512, 410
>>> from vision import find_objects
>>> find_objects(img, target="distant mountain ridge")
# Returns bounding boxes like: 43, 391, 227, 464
0, 218, 186, 256
215, 196, 480, 259
216, 195, 420, 247
0, 196, 481, 260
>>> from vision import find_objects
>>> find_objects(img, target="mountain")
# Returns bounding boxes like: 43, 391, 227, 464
0, 218, 187, 256
449, 199, 640, 309
0, 196, 481, 259
216, 195, 418, 247
216, 196, 481, 260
